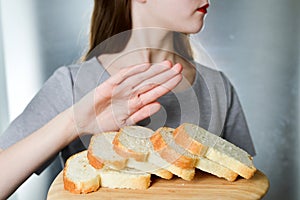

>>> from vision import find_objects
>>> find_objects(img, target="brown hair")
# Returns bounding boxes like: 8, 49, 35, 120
83, 0, 193, 61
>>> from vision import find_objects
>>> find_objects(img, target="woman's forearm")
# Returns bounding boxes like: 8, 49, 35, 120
0, 107, 77, 199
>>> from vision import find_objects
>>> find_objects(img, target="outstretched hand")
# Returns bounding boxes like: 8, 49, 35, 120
71, 60, 183, 135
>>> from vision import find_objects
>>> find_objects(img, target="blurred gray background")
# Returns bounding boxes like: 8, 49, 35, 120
0, 0, 299, 199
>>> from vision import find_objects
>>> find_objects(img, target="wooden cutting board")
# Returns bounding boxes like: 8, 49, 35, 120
47, 170, 269, 200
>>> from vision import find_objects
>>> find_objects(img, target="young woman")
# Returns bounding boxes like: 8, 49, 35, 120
0, 0, 255, 198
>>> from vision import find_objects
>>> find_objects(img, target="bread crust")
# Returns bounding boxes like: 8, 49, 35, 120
87, 149, 104, 169
150, 128, 196, 169
173, 125, 208, 156
166, 165, 195, 181
152, 168, 173, 180
88, 133, 128, 170
113, 133, 148, 162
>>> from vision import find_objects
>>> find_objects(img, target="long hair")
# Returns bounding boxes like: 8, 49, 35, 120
83, 0, 193, 62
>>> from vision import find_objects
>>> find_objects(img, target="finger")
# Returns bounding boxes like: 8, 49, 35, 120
125, 102, 161, 125
94, 63, 150, 100
139, 73, 183, 105
133, 63, 183, 95
107, 62, 151, 85
117, 60, 172, 91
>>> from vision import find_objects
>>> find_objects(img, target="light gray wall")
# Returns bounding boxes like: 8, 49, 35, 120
33, 0, 92, 82
0, 1, 9, 133
198, 0, 299, 199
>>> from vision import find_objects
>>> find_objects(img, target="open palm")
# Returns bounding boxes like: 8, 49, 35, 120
72, 60, 182, 135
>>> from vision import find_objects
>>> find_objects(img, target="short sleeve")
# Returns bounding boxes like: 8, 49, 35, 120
220, 72, 256, 156
0, 66, 74, 173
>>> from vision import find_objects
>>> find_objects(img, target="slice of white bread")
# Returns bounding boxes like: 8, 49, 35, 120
63, 150, 101, 194
99, 167, 151, 189
113, 126, 195, 181
153, 127, 238, 181
63, 150, 151, 193
196, 157, 238, 182
173, 123, 256, 179
88, 132, 127, 170
127, 159, 173, 180
88, 132, 173, 179
150, 127, 197, 169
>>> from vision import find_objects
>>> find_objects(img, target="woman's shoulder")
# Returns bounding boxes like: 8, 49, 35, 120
193, 61, 232, 90
50, 57, 109, 86
65, 57, 108, 80
60, 57, 110, 102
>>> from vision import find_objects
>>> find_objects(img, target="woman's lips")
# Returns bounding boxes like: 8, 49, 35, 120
197, 3, 209, 14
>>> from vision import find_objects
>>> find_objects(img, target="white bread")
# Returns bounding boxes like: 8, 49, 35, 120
113, 126, 153, 162
99, 167, 151, 189
150, 127, 197, 169
114, 126, 194, 181
63, 150, 101, 194
63, 151, 151, 192
88, 131, 173, 179
88, 132, 127, 170
173, 123, 256, 179
195, 157, 238, 182
153, 127, 238, 181
64, 123, 257, 194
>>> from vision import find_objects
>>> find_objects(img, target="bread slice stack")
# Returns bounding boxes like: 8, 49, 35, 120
151, 127, 239, 181
63, 150, 151, 194
173, 123, 257, 179
88, 131, 173, 179
63, 123, 256, 194
113, 126, 195, 181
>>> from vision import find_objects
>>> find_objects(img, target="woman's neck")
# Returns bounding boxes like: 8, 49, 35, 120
97, 28, 196, 92
98, 28, 178, 72
124, 28, 175, 62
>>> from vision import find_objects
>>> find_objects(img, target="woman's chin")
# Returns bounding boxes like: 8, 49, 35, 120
183, 24, 204, 34
181, 23, 204, 34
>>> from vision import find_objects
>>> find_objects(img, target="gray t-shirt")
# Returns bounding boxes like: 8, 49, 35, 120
0, 57, 256, 173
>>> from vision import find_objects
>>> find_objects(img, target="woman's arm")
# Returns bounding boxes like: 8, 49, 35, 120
0, 60, 182, 199
0, 109, 76, 199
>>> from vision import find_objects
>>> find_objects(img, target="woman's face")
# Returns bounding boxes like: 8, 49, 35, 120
133, 0, 209, 34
